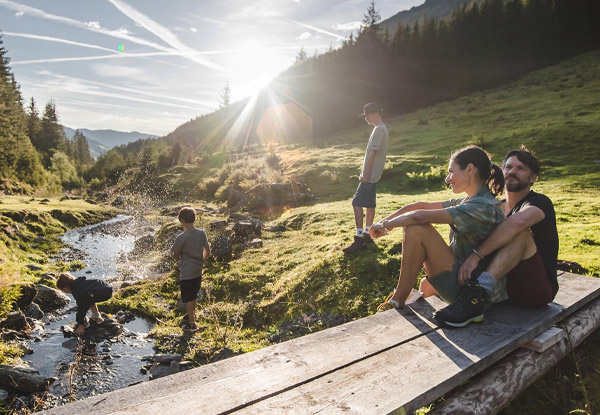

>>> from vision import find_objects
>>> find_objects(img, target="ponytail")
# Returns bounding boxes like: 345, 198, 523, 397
451, 146, 505, 196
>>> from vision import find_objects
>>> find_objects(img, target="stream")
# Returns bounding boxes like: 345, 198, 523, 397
23, 215, 157, 405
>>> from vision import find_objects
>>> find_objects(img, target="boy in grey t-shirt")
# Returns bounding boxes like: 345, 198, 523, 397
171, 207, 210, 332
343, 102, 389, 254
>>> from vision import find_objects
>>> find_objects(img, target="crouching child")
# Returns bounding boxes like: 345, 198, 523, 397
171, 207, 210, 333
56, 272, 113, 336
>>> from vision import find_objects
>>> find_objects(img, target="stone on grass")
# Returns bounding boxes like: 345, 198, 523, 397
25, 303, 44, 320
0, 311, 29, 331
13, 283, 37, 311
0, 365, 49, 393
33, 285, 70, 312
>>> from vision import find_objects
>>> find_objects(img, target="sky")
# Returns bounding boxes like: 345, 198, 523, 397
0, 0, 425, 136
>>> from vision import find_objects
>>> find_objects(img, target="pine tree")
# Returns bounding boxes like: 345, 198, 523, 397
295, 46, 308, 63
219, 81, 231, 108
0, 35, 45, 187
358, 1, 382, 45
39, 100, 65, 165
26, 97, 41, 149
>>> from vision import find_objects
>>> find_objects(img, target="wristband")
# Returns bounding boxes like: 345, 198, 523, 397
472, 248, 485, 260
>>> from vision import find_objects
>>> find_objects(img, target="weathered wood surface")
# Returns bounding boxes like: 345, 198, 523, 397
522, 326, 566, 352
431, 295, 600, 415
40, 272, 600, 415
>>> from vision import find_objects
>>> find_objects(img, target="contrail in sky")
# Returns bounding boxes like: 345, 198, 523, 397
0, 0, 222, 72
107, 0, 223, 72
288, 19, 346, 40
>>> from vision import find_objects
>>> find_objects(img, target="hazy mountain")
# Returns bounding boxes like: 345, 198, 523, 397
380, 0, 484, 31
63, 126, 158, 159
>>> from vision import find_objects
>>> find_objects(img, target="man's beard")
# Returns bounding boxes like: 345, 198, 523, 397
505, 175, 529, 192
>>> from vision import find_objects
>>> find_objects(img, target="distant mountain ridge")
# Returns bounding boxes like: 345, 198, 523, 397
380, 0, 484, 30
63, 126, 158, 159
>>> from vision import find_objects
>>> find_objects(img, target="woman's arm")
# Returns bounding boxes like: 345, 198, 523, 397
370, 207, 453, 238
383, 201, 444, 221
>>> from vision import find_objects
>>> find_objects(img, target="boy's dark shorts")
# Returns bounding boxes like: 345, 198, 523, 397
180, 277, 201, 303
351, 182, 377, 208
89, 286, 113, 304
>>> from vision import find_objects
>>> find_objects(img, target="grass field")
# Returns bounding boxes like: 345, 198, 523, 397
1, 51, 599, 413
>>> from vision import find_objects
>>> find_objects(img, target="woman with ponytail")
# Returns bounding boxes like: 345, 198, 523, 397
370, 145, 504, 311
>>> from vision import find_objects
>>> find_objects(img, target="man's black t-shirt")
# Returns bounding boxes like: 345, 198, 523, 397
508, 190, 559, 296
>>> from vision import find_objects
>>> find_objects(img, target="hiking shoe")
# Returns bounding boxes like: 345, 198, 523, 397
343, 236, 366, 254
183, 323, 198, 333
434, 280, 487, 328
91, 313, 104, 324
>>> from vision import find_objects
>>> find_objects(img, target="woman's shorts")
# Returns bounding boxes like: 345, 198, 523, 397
351, 182, 377, 208
180, 277, 201, 303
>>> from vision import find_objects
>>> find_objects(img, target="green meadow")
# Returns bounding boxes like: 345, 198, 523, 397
1, 51, 599, 413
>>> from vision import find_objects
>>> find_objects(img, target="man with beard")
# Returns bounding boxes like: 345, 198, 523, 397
434, 146, 559, 327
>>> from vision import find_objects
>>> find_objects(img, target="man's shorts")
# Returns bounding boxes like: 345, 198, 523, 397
506, 251, 553, 308
180, 277, 201, 303
351, 182, 377, 209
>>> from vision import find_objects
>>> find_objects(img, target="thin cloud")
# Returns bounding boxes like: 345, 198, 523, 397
333, 21, 362, 32
26, 80, 210, 112
297, 32, 312, 40
106, 0, 223, 72
42, 71, 215, 107
0, 0, 221, 72
288, 19, 346, 40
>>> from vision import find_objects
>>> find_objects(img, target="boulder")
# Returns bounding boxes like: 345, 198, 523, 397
227, 213, 250, 223
0, 389, 8, 403
0, 311, 29, 331
227, 188, 244, 209
149, 362, 171, 380
24, 303, 44, 320
245, 238, 263, 249
0, 365, 50, 393
13, 283, 37, 311
242, 182, 314, 211
209, 220, 228, 231
133, 233, 156, 254
265, 225, 287, 233
26, 264, 43, 272
152, 353, 182, 364
232, 219, 262, 243
33, 285, 70, 312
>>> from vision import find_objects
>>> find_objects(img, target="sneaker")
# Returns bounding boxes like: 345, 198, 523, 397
81, 318, 90, 329
91, 313, 104, 324
363, 233, 374, 244
434, 280, 487, 328
342, 236, 366, 254
183, 323, 198, 333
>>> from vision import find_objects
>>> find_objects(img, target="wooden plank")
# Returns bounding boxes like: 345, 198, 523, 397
232, 303, 565, 415
39, 273, 600, 415
229, 274, 600, 414
432, 296, 600, 415
39, 296, 441, 415
522, 327, 566, 352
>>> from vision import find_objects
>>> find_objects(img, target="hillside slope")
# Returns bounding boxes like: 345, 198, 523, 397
380, 0, 483, 31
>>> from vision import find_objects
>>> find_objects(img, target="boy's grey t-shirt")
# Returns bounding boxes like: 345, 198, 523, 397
362, 123, 389, 183
171, 228, 209, 280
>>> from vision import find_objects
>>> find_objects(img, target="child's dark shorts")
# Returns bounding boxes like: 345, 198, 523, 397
180, 277, 201, 303
89, 285, 113, 304
351, 182, 377, 208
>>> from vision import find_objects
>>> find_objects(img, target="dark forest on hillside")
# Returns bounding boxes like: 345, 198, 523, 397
166, 0, 600, 154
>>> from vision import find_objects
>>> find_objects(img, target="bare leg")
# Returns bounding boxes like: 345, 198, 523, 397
419, 278, 438, 298
185, 300, 196, 325
90, 303, 99, 315
390, 224, 455, 306
365, 207, 376, 228
487, 230, 537, 280
353, 205, 364, 230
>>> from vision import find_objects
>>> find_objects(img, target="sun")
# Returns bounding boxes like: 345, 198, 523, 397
226, 40, 289, 97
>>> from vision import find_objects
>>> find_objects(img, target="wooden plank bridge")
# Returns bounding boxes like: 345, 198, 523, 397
41, 272, 600, 415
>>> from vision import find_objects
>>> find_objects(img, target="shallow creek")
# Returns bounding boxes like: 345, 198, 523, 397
23, 215, 156, 404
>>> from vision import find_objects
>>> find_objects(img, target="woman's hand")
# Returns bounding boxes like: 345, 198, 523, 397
369, 223, 388, 239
